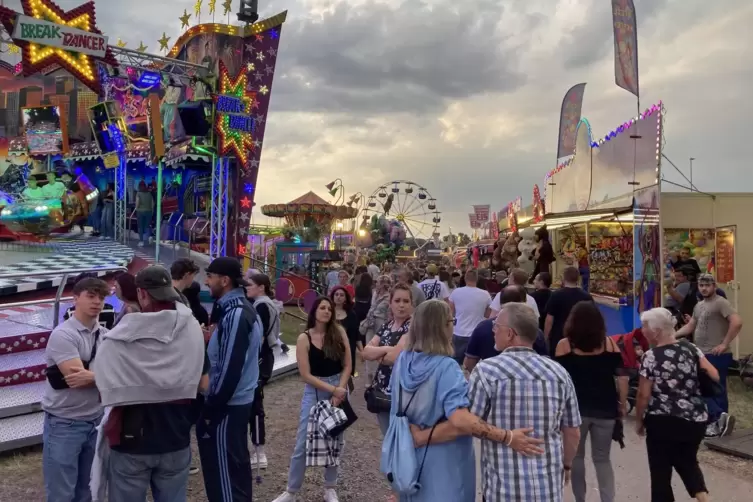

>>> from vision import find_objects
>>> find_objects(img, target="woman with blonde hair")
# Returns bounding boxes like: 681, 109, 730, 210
362, 282, 413, 434
636, 307, 718, 502
392, 300, 544, 502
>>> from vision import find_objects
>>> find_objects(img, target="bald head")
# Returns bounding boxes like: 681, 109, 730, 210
500, 285, 526, 305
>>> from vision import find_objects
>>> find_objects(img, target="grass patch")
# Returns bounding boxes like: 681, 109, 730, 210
729, 377, 753, 429
280, 306, 306, 346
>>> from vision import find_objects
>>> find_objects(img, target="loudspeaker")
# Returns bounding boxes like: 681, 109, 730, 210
178, 99, 213, 137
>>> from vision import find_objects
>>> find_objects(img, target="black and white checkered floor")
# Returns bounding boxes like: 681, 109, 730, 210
0, 235, 134, 296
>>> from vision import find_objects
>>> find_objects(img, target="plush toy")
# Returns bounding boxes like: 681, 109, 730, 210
499, 233, 520, 271
517, 228, 537, 275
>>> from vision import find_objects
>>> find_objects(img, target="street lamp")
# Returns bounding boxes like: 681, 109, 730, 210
325, 179, 344, 205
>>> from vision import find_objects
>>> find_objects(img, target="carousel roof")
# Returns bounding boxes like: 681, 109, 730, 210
288, 191, 330, 205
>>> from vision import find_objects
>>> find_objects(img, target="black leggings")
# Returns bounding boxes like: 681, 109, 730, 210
249, 382, 265, 446
645, 414, 707, 502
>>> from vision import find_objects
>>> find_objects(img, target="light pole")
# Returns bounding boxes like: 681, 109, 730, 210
689, 157, 696, 191
325, 178, 345, 205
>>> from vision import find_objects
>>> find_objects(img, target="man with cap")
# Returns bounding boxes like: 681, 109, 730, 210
93, 266, 206, 501
676, 273, 743, 437
199, 257, 262, 502
417, 263, 450, 301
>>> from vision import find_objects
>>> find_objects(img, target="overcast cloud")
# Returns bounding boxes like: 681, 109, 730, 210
4, 0, 752, 235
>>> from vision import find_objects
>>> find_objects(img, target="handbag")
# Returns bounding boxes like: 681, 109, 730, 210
46, 328, 101, 390
364, 372, 392, 414
330, 398, 359, 437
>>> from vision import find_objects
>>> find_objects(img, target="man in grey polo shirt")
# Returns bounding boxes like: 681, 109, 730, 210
42, 276, 110, 502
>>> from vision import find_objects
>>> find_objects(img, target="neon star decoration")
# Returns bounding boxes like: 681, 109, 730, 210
1, 0, 119, 94
194, 0, 203, 18
179, 9, 191, 29
208, 0, 217, 15
136, 41, 147, 52
240, 196, 251, 209
214, 61, 256, 167
158, 32, 171, 52
116, 38, 126, 48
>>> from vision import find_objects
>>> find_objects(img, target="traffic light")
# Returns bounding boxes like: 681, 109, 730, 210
237, 0, 259, 24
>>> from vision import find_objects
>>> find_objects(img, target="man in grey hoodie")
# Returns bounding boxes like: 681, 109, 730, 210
93, 266, 205, 502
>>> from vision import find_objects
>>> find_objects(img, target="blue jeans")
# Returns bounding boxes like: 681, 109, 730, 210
43, 413, 101, 502
286, 374, 342, 493
101, 202, 114, 238
704, 352, 733, 422
89, 205, 102, 233
107, 447, 191, 502
579, 266, 590, 292
137, 211, 152, 242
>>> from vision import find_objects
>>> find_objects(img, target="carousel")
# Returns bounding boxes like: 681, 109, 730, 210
260, 191, 357, 299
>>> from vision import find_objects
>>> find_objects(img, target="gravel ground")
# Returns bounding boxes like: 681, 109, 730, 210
1, 373, 752, 502
0, 373, 391, 502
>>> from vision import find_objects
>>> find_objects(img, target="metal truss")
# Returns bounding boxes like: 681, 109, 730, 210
114, 154, 127, 243
108, 46, 208, 84
209, 156, 229, 258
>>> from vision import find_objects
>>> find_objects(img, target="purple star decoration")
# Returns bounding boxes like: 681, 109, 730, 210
228, 24, 283, 257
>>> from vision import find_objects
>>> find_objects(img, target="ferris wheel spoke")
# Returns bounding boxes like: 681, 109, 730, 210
396, 190, 409, 215
400, 194, 422, 218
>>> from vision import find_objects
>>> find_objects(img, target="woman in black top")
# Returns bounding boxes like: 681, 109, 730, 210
182, 281, 209, 327
331, 286, 361, 380
555, 301, 628, 502
273, 297, 351, 502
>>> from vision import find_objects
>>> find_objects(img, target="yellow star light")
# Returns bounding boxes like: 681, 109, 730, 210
222, 0, 232, 16
208, 0, 217, 15
158, 32, 171, 52
116, 39, 127, 48
259, 85, 269, 95
194, 0, 203, 18
137, 41, 148, 52
179, 9, 192, 29
7, 44, 20, 54
256, 52, 265, 61
246, 62, 255, 72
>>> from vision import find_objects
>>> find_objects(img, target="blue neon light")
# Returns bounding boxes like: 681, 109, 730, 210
228, 115, 255, 133
244, 183, 253, 193
216, 95, 246, 114
108, 123, 126, 153
137, 71, 161, 87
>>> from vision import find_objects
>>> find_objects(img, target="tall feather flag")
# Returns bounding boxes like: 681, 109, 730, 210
612, 0, 639, 97
556, 83, 586, 159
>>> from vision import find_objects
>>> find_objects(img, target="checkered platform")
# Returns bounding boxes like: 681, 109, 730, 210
0, 239, 134, 297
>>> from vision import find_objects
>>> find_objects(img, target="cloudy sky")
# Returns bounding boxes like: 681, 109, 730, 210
4, 0, 752, 236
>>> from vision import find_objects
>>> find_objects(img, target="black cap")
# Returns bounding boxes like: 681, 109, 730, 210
135, 266, 181, 302
206, 257, 247, 286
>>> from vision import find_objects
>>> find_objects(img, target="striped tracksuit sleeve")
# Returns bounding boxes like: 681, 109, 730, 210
206, 307, 251, 408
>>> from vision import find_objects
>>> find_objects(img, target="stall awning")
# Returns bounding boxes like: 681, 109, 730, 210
539, 203, 658, 230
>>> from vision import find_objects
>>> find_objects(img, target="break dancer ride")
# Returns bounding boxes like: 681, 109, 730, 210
0, 0, 289, 453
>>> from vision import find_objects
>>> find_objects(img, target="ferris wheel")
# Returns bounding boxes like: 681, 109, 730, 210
362, 180, 442, 247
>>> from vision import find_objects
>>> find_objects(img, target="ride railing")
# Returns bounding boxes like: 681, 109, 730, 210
0, 266, 127, 328
242, 254, 327, 293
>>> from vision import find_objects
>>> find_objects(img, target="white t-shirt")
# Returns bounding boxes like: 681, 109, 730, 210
418, 277, 450, 301
450, 287, 491, 337
368, 264, 380, 279
490, 291, 540, 318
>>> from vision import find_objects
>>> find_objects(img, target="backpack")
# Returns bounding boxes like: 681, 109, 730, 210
380, 377, 436, 495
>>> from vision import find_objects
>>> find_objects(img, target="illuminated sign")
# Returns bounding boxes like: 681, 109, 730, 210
228, 115, 254, 133
216, 94, 255, 133
12, 14, 108, 58
216, 95, 247, 114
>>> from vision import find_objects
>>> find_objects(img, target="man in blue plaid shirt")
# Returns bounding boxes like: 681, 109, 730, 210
469, 303, 582, 501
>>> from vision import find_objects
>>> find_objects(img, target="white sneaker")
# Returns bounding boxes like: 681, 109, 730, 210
137, 241, 144, 247
704, 422, 720, 438
718, 412, 736, 437
250, 451, 268, 469
323, 488, 339, 502
272, 492, 297, 502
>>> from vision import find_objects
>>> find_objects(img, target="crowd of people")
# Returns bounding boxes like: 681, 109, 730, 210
41, 252, 743, 502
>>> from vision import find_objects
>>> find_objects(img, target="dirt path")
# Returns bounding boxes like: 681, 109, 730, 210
2, 373, 751, 502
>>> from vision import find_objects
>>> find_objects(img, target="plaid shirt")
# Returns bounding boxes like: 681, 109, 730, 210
469, 347, 581, 502
305, 400, 346, 467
